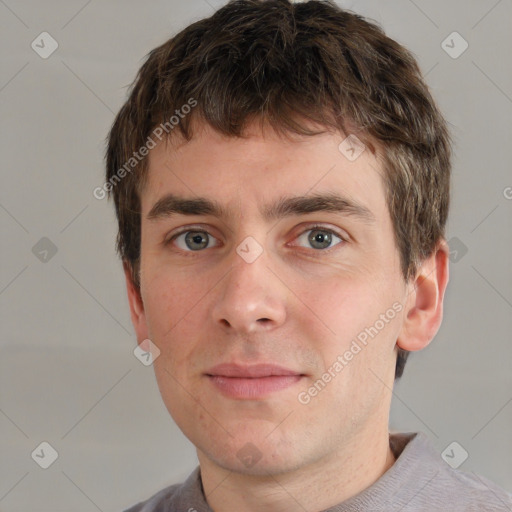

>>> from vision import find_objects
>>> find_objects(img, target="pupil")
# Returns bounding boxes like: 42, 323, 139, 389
186, 231, 208, 250
310, 230, 331, 249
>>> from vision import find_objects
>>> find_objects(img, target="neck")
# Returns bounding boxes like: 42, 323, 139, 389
198, 424, 396, 512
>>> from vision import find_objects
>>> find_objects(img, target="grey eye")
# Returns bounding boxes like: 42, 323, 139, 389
297, 228, 343, 250
175, 231, 217, 251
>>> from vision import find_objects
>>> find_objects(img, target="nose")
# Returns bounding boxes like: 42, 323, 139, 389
211, 247, 287, 335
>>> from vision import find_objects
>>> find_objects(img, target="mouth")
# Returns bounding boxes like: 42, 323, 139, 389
205, 363, 305, 400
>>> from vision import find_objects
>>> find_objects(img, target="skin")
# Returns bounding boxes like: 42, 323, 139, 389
125, 118, 449, 512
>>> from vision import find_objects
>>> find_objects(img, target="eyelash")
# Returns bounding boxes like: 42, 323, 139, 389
164, 224, 348, 255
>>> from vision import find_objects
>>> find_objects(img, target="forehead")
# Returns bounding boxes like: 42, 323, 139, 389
142, 120, 388, 222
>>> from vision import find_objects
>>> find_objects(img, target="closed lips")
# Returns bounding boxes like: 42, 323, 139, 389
205, 363, 303, 378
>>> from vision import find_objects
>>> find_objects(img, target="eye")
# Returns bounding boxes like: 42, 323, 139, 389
170, 229, 220, 252
294, 226, 346, 251
166, 225, 346, 254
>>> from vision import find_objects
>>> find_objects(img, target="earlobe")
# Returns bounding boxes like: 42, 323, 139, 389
397, 240, 450, 352
123, 261, 149, 341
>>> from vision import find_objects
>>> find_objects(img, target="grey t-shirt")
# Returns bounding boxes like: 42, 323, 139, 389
124, 431, 512, 511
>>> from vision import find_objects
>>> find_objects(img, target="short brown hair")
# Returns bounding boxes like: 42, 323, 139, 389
105, 0, 451, 380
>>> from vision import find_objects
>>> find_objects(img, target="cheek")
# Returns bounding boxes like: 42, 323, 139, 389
296, 275, 401, 364
142, 269, 207, 359
296, 274, 370, 333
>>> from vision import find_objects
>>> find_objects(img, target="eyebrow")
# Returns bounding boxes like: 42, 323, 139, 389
147, 192, 375, 224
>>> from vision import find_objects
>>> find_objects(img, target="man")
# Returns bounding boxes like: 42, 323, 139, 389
104, 1, 512, 510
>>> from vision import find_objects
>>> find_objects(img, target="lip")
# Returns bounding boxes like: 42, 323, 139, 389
205, 363, 305, 399
206, 363, 302, 378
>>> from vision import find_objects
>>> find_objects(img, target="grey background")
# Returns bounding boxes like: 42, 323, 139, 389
1, 0, 511, 510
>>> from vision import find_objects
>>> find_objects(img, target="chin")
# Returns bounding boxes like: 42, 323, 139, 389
213, 450, 304, 477
199, 429, 306, 476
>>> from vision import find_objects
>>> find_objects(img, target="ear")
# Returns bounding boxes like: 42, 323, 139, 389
123, 261, 149, 342
397, 239, 450, 352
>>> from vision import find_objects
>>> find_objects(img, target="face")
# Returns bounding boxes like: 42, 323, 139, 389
129, 119, 411, 475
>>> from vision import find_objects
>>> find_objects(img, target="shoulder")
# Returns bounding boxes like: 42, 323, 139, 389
427, 466, 512, 511
393, 432, 512, 511
432, 461, 512, 511
121, 466, 208, 512
122, 482, 181, 512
